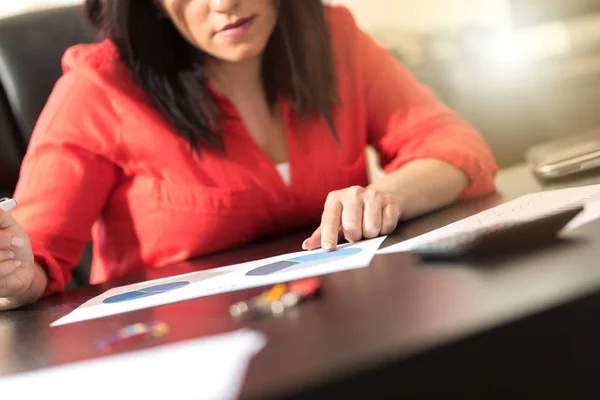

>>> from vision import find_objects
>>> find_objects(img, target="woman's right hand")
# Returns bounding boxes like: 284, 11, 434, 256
0, 209, 40, 310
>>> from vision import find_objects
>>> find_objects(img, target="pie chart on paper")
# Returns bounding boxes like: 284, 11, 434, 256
103, 281, 191, 304
245, 247, 363, 276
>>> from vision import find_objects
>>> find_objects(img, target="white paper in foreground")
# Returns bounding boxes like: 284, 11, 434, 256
378, 183, 600, 255
52, 237, 386, 326
0, 329, 266, 400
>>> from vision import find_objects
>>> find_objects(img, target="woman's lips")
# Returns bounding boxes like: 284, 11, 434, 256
217, 16, 256, 38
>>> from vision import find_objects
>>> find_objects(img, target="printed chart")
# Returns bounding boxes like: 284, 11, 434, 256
51, 237, 385, 327
103, 281, 191, 304
245, 248, 362, 276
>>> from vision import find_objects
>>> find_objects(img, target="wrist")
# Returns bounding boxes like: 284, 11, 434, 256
369, 159, 468, 219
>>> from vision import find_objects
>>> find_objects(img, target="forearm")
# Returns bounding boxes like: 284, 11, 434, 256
369, 158, 469, 220
0, 262, 48, 310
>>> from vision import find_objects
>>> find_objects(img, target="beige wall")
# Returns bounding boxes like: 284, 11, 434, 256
334, 0, 511, 32
0, 0, 80, 18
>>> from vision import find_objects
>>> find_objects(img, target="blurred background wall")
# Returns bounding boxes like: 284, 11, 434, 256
0, 0, 79, 18
331, 0, 510, 31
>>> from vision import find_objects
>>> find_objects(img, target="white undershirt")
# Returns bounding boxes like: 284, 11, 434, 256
275, 162, 291, 186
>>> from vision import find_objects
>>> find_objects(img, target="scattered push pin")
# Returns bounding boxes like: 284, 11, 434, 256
96, 320, 169, 351
229, 283, 287, 319
230, 278, 322, 319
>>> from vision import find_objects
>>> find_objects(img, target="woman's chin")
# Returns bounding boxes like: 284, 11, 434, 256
208, 43, 266, 64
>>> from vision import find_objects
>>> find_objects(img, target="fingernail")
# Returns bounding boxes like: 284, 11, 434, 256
7, 251, 15, 259
14, 260, 22, 267
302, 240, 308, 250
11, 237, 25, 248
323, 241, 335, 251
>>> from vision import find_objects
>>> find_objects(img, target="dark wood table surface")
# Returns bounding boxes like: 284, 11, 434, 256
3, 163, 600, 399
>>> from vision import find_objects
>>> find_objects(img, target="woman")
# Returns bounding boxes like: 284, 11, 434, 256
0, 0, 497, 310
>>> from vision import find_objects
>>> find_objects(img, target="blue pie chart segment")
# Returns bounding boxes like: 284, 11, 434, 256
103, 281, 191, 304
246, 247, 363, 276
288, 247, 362, 262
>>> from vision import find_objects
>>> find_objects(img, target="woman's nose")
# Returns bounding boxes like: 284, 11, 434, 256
210, 0, 240, 13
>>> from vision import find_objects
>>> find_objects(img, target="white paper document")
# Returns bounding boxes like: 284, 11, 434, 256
0, 328, 266, 400
378, 183, 600, 255
52, 237, 386, 326
566, 198, 600, 231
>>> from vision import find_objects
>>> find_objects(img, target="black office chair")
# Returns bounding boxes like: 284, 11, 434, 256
0, 5, 95, 288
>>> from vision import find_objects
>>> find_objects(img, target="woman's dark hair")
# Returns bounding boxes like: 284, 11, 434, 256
83, 0, 338, 151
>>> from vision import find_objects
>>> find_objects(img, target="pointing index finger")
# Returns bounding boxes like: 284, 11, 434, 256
320, 198, 342, 251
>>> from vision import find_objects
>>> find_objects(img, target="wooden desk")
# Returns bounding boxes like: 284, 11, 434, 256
2, 164, 600, 399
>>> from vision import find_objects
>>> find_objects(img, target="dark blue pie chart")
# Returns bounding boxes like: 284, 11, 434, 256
103, 281, 191, 304
245, 247, 363, 276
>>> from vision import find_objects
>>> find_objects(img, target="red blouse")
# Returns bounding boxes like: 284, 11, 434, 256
11, 6, 497, 294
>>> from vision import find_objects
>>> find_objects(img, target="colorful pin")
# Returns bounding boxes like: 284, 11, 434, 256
229, 277, 323, 319
96, 321, 169, 351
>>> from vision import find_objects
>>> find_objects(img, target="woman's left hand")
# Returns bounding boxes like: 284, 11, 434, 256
302, 186, 401, 251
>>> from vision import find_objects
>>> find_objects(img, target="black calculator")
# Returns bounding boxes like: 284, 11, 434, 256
409, 205, 584, 260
